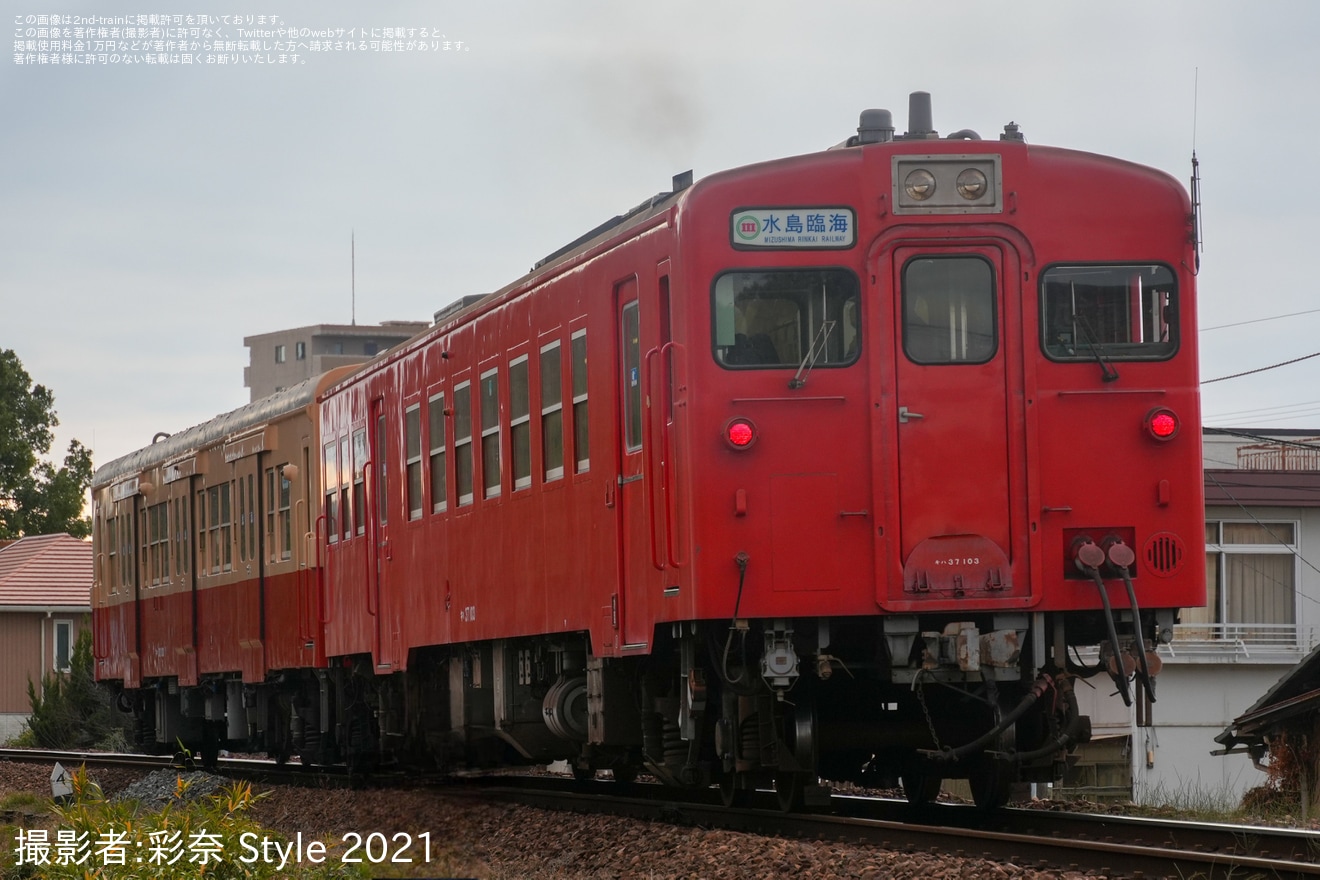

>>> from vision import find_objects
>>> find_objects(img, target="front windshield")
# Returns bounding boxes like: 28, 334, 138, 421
712, 269, 860, 369
1041, 264, 1178, 361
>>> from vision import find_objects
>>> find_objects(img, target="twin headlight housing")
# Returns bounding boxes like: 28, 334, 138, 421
893, 155, 1002, 214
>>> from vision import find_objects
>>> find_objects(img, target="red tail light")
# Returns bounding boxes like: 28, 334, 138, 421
724, 418, 757, 450
1145, 407, 1179, 441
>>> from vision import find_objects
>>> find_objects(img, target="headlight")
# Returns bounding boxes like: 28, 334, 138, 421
904, 169, 936, 201
956, 168, 988, 200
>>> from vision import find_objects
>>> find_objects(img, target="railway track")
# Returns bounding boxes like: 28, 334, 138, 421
4, 749, 1318, 878
473, 777, 1320, 880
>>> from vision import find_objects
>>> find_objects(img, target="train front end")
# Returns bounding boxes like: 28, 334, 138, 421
673, 94, 1203, 806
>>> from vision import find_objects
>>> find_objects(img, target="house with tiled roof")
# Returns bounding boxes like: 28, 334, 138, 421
0, 533, 92, 741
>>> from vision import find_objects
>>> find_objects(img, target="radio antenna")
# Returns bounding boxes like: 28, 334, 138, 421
1190, 69, 1203, 269
351, 229, 357, 326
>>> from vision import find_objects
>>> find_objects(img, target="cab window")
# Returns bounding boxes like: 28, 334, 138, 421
1041, 264, 1177, 361
712, 269, 860, 369
902, 256, 996, 365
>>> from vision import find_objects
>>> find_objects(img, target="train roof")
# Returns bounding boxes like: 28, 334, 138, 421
93, 367, 358, 490
326, 93, 1186, 402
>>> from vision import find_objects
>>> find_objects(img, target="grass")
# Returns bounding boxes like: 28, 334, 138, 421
0, 766, 371, 879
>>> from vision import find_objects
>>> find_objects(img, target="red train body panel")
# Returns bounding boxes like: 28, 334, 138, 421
94, 95, 1203, 807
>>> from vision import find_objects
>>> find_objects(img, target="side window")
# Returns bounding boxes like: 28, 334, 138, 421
106, 515, 117, 592
278, 466, 292, 559
324, 442, 339, 542
429, 393, 447, 513
902, 256, 996, 364
120, 512, 133, 587
571, 330, 589, 473
352, 430, 367, 535
510, 356, 532, 491
1041, 264, 1178, 361
540, 342, 564, 482
622, 302, 642, 451
207, 484, 232, 573
155, 502, 170, 585
405, 404, 423, 520
454, 382, 474, 506
713, 268, 861, 368
481, 368, 502, 498
246, 473, 255, 562
196, 489, 208, 576
237, 479, 247, 563
53, 620, 72, 673
340, 436, 352, 540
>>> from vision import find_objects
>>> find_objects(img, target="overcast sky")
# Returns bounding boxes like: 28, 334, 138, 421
4, 0, 1319, 472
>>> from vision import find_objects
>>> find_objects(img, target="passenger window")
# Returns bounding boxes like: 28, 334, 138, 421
712, 269, 860, 369
324, 442, 339, 542
902, 257, 996, 365
480, 368, 501, 499
571, 331, 589, 473
405, 405, 423, 520
429, 394, 447, 513
1041, 264, 1177, 361
454, 382, 474, 506
510, 357, 531, 490
621, 302, 642, 451
540, 342, 564, 481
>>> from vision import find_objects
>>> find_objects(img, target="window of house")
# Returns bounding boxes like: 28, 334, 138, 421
405, 404, 423, 520
571, 330, 589, 472
1191, 521, 1298, 642
510, 356, 531, 490
295, 341, 306, 360
275, 344, 286, 364
364, 341, 379, 356
429, 393, 447, 513
541, 342, 564, 481
53, 619, 72, 673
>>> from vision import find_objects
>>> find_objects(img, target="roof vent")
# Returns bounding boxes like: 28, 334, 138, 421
857, 109, 894, 144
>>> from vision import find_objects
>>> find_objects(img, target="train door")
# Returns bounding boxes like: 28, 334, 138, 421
369, 395, 403, 670
881, 243, 1029, 607
616, 277, 663, 649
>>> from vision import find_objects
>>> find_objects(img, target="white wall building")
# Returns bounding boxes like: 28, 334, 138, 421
1072, 428, 1320, 805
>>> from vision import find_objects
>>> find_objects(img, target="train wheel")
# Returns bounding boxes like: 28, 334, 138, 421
968, 756, 1014, 810
901, 772, 942, 806
718, 771, 749, 808
774, 772, 807, 812
571, 764, 596, 783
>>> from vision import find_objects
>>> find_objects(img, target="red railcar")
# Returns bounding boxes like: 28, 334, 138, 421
95, 93, 1203, 808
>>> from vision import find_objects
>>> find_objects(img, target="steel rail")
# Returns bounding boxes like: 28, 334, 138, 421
471, 777, 1320, 880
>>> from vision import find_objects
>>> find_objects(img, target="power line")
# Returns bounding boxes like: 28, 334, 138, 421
1201, 307, 1320, 332
1202, 350, 1320, 385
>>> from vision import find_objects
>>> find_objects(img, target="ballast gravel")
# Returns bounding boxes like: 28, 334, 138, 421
0, 758, 1128, 879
